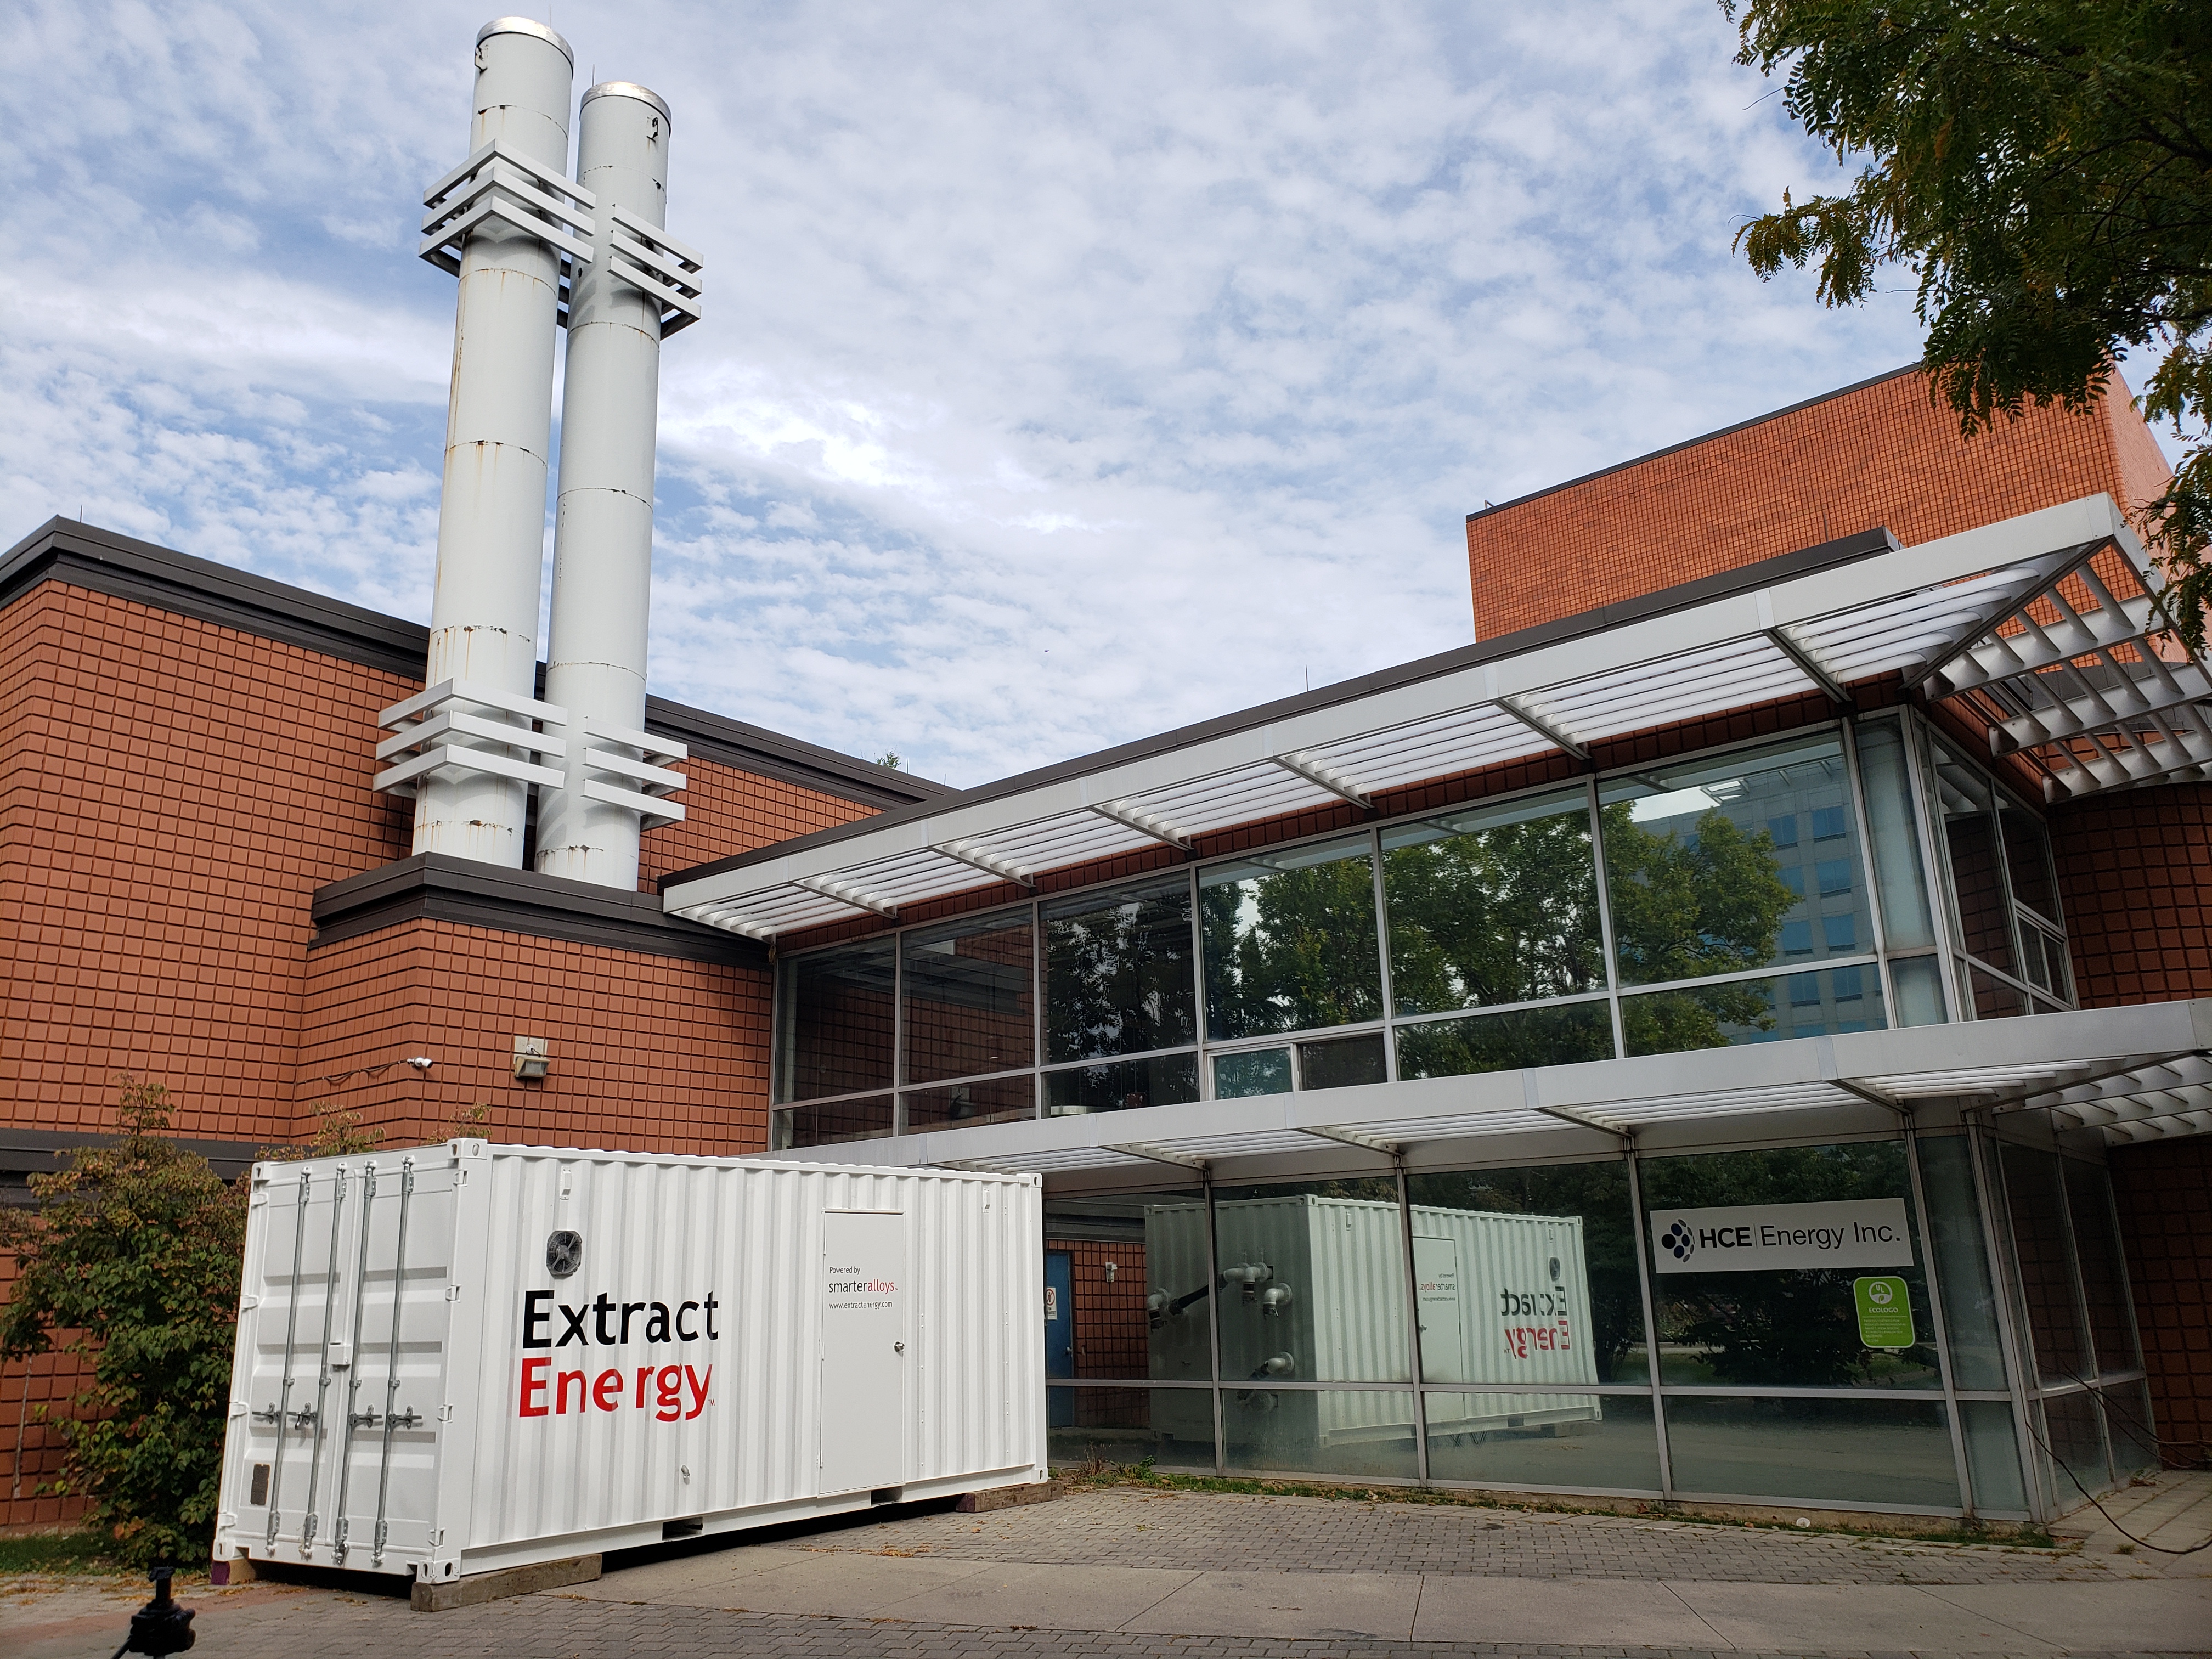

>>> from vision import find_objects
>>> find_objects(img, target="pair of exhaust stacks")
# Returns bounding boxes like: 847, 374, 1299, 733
380, 19, 706, 890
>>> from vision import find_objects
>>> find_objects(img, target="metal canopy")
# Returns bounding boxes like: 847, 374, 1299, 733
768, 1001, 2212, 1186
667, 495, 2202, 940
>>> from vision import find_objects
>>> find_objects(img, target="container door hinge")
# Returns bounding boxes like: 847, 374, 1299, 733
439, 1404, 455, 1423
240, 1295, 261, 1311
445, 1285, 462, 1301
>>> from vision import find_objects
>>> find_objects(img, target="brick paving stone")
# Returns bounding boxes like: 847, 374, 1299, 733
15, 1488, 2184, 1659
776, 1489, 2115, 1585
64, 1588, 2195, 1659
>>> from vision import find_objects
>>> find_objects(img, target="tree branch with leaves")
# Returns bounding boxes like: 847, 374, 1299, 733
1726, 0, 2212, 641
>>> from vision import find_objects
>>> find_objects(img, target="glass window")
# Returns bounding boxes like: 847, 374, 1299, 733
2000, 804, 2060, 922
2104, 1379, 2160, 1479
2019, 920, 2073, 1005
1045, 1386, 1214, 1472
1968, 964, 2028, 1020
1889, 955, 1949, 1026
1998, 1144, 2090, 1387
2041, 1390, 2109, 1494
1396, 1002, 1614, 1080
1914, 1134, 2009, 1390
1381, 786, 1602, 1015
901, 910, 1035, 1085
1853, 718, 1938, 950
1043, 1053, 1200, 1115
1959, 1398, 2029, 1514
771, 1096, 892, 1149
1931, 745, 2016, 972
1212, 1178, 1410, 1384
1600, 735, 1870, 989
1424, 1393, 1660, 1493
1663, 1396, 1960, 1508
1214, 1048, 1291, 1097
1200, 834, 1382, 1040
1042, 874, 1196, 1063
1638, 1141, 1942, 1389
2061, 1159, 2141, 1377
774, 938, 895, 1103
1405, 1161, 1649, 1384
904, 1074, 1034, 1132
1044, 1192, 1213, 1384
1297, 1032, 1386, 1090
1222, 1390, 1420, 1479
1621, 966, 1886, 1056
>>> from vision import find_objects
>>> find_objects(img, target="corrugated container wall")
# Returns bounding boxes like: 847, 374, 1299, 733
214, 1143, 1045, 1585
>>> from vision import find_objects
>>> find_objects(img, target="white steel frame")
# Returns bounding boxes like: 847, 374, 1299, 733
674, 496, 2204, 946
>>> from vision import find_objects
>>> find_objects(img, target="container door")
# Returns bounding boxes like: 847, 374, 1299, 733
232, 1158, 449, 1568
819, 1210, 907, 1496
1043, 1250, 1075, 1427
1412, 1234, 1466, 1383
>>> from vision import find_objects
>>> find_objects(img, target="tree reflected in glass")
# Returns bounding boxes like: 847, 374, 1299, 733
1043, 875, 1197, 1064
1201, 837, 1381, 1040
1383, 789, 1602, 1015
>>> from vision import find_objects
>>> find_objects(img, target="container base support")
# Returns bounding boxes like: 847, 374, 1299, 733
411, 1553, 602, 1612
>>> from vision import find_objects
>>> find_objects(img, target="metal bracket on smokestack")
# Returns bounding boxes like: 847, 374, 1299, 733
602, 204, 705, 335
572, 718, 689, 830
421, 139, 597, 271
372, 680, 568, 798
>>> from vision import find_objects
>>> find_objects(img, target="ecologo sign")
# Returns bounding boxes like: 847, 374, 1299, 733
1648, 1198, 1914, 1274
1853, 1276, 1917, 1350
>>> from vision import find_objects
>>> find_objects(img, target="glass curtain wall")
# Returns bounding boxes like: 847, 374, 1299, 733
1988, 1141, 2156, 1509
771, 718, 2070, 1148
1920, 727, 2076, 1022
1038, 1129, 2128, 1518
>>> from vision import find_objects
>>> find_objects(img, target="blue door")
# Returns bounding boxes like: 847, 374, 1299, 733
1044, 1250, 1074, 1426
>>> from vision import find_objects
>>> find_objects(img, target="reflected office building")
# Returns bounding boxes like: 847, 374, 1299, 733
692, 375, 2209, 1525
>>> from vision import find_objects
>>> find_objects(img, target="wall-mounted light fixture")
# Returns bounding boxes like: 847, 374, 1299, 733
512, 1037, 550, 1082
405, 1056, 435, 1073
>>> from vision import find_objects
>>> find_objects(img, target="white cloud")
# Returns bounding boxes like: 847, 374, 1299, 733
4, 0, 1971, 789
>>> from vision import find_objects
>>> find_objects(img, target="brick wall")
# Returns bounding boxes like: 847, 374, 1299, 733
297, 918, 770, 1154
2049, 783, 2212, 1008
1, 574, 883, 1527
1048, 1237, 1155, 1432
1, 576, 876, 1146
0, 1251, 85, 1528
2109, 1138, 2212, 1468
637, 752, 875, 889
1, 580, 417, 1146
1467, 368, 2173, 641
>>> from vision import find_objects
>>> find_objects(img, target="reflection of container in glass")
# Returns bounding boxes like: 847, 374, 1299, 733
1142, 1197, 1600, 1460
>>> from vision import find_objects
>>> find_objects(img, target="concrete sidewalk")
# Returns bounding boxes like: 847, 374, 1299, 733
560, 1538, 2212, 1651
9, 1486, 2210, 1658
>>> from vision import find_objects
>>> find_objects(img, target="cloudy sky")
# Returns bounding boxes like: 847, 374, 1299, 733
1, 1, 2162, 786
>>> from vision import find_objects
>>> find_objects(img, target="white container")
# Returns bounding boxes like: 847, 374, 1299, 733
212, 1142, 1045, 1587
1144, 1197, 1599, 1456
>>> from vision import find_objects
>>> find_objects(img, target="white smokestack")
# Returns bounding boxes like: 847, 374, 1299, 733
376, 25, 698, 876
537, 83, 686, 888
400, 18, 577, 866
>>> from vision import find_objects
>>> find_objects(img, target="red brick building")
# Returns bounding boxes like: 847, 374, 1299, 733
7, 364, 2209, 1529
0, 522, 946, 1523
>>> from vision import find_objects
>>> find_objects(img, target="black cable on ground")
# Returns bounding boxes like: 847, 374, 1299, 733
2023, 1414, 2211, 1555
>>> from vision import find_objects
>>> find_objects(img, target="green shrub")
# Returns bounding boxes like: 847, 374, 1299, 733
0, 1081, 245, 1566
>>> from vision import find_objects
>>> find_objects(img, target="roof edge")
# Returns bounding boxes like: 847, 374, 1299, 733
0, 517, 948, 810
1465, 364, 1923, 525
659, 522, 1900, 892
